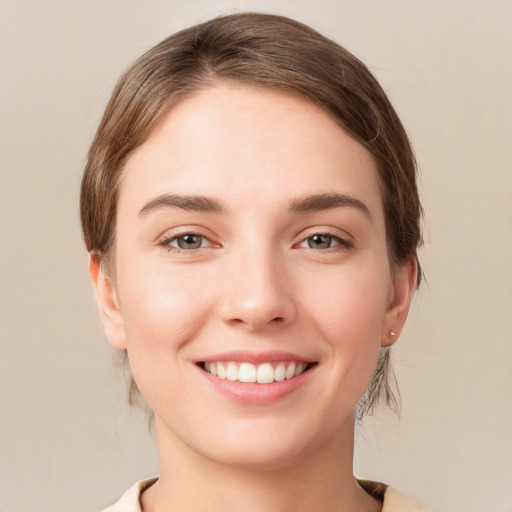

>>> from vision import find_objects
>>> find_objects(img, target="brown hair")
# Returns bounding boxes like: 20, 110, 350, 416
80, 12, 422, 418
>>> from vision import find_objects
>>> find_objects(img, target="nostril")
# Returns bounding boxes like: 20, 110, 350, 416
229, 316, 284, 328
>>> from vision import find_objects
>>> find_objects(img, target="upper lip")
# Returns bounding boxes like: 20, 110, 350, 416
197, 351, 317, 364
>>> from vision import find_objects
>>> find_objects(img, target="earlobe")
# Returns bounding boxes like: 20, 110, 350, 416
88, 253, 127, 350
381, 256, 417, 348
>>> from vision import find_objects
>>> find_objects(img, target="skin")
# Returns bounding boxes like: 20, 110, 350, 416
90, 84, 416, 512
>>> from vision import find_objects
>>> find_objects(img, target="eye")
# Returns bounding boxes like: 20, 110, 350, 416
165, 233, 211, 251
298, 233, 350, 250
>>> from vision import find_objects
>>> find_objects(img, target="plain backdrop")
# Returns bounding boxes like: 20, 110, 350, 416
1, 1, 511, 511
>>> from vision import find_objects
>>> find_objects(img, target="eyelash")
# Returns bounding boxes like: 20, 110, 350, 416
158, 233, 215, 253
158, 231, 353, 254
296, 232, 353, 251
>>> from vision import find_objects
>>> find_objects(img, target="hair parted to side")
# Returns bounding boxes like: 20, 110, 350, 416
80, 12, 422, 419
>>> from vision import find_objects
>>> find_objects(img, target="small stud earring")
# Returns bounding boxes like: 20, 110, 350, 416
389, 330, 397, 337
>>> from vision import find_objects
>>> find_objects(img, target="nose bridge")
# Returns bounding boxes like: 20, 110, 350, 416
220, 236, 295, 330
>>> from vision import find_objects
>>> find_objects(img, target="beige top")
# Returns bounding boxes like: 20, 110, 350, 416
102, 478, 428, 512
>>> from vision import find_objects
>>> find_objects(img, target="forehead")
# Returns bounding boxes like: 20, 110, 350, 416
119, 84, 383, 220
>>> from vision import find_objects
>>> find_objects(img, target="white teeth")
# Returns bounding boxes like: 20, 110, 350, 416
295, 362, 306, 376
239, 362, 257, 383
217, 362, 227, 379
257, 363, 274, 384
226, 363, 239, 381
285, 362, 296, 380
203, 360, 310, 383
274, 362, 286, 382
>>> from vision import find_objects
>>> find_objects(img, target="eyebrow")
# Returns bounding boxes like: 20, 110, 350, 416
289, 193, 372, 219
139, 193, 227, 216
138, 191, 371, 219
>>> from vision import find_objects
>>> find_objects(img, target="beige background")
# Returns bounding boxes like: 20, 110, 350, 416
1, 1, 511, 511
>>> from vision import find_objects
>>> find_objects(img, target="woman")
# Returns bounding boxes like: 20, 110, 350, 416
81, 12, 426, 512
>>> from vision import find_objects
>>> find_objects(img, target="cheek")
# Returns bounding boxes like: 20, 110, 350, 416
301, 262, 390, 387
304, 262, 390, 339
117, 260, 215, 354
116, 262, 216, 410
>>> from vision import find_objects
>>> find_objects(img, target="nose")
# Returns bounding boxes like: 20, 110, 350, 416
218, 246, 297, 332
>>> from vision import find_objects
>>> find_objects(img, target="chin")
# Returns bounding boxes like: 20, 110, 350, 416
203, 439, 309, 472
184, 414, 342, 472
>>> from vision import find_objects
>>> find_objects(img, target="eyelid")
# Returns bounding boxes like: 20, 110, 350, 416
169, 234, 212, 249
157, 226, 220, 253
294, 227, 354, 250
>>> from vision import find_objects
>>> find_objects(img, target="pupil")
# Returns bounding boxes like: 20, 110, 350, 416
178, 234, 201, 249
309, 234, 330, 249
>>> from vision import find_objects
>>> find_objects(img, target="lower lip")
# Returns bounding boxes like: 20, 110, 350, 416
198, 365, 315, 405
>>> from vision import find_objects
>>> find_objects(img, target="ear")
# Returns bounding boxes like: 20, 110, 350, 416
88, 253, 127, 350
381, 256, 417, 348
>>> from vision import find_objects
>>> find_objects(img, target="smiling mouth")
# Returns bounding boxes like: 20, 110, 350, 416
199, 361, 316, 384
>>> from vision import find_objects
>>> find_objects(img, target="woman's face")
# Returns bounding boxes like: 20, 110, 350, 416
93, 84, 414, 469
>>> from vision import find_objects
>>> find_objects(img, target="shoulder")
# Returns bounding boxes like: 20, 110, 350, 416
382, 485, 429, 512
102, 477, 428, 512
358, 480, 428, 512
101, 478, 157, 512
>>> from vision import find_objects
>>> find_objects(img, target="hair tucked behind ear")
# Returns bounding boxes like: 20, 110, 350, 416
356, 348, 400, 420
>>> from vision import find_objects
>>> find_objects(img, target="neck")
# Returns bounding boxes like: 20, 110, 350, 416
141, 414, 381, 512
